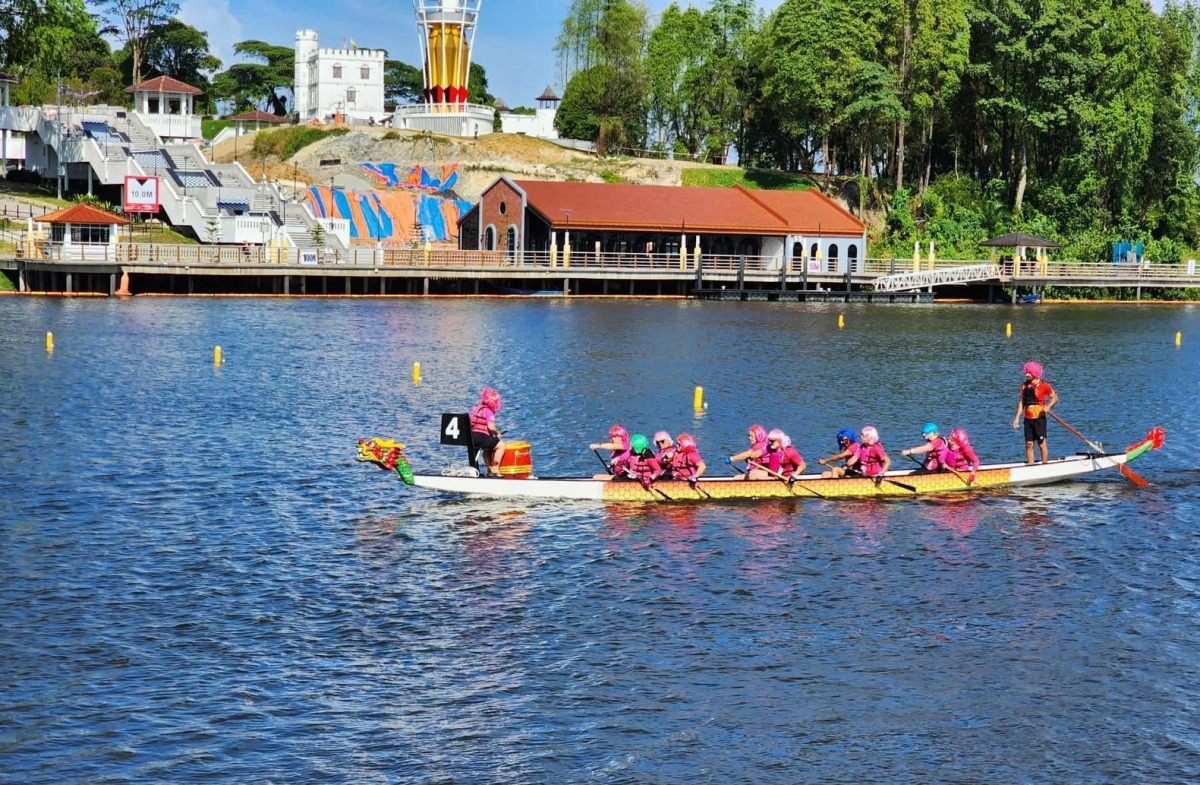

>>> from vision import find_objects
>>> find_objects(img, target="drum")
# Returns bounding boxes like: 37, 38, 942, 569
498, 441, 533, 479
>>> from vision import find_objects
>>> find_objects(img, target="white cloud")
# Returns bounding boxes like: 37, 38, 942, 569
179, 0, 245, 68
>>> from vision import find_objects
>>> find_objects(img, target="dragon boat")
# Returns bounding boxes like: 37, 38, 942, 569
356, 422, 1165, 503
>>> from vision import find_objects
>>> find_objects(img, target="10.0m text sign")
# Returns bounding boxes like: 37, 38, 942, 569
123, 175, 160, 213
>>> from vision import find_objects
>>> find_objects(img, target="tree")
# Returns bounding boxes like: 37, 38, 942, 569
554, 0, 605, 86
142, 19, 220, 87
211, 40, 293, 116
469, 61, 494, 107
384, 59, 423, 108
95, 0, 180, 86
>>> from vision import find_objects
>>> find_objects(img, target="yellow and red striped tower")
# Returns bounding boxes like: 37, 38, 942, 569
413, 0, 481, 107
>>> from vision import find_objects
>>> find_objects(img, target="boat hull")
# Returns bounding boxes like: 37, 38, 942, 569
410, 452, 1136, 502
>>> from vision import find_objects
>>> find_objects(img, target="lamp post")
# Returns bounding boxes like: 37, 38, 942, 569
55, 70, 63, 199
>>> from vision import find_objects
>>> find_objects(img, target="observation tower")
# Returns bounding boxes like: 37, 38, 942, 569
394, 0, 494, 136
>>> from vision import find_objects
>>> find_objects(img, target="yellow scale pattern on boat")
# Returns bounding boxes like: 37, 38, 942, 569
598, 467, 1015, 502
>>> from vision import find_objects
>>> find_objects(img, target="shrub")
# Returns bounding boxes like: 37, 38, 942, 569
252, 127, 350, 159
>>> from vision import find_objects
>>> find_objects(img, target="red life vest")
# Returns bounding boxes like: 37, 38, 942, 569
1021, 380, 1054, 419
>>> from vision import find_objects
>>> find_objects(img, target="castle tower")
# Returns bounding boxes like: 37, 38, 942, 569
413, 0, 481, 107
294, 29, 319, 120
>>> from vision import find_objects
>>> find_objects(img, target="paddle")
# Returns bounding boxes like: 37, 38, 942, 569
592, 448, 614, 475
685, 476, 713, 499
746, 460, 828, 499
875, 475, 918, 493
1048, 411, 1149, 487
905, 453, 973, 486
623, 468, 673, 501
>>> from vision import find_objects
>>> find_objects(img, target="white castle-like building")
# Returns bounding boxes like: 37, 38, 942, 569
294, 29, 387, 125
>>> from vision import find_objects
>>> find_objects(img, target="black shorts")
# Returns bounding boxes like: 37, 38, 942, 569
1023, 417, 1048, 443
472, 432, 500, 451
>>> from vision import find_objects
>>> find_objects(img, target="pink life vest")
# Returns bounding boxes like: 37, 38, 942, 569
469, 403, 496, 435
923, 436, 948, 471
608, 436, 632, 476
764, 444, 803, 475
858, 442, 888, 477
671, 447, 703, 480
942, 441, 980, 472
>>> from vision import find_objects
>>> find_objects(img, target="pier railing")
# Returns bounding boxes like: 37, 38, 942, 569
9, 242, 1200, 285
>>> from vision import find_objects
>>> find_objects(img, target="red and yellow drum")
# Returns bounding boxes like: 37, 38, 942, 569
498, 441, 533, 479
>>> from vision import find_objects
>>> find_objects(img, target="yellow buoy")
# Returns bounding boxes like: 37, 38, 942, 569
1006, 322, 1012, 337
1176, 331, 1182, 347
413, 361, 422, 385
45, 331, 54, 352
838, 314, 845, 329
693, 385, 704, 412
213, 345, 222, 365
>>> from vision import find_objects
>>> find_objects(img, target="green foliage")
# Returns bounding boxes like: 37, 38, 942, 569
251, 126, 349, 159
382, 130, 402, 140
682, 167, 815, 190
202, 119, 234, 140
597, 169, 624, 184
384, 59, 423, 107
0, 270, 15, 289
211, 40, 294, 116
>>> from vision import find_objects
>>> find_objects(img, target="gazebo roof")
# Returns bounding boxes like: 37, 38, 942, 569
227, 110, 286, 123
493, 98, 511, 112
126, 75, 203, 95
980, 231, 1060, 248
36, 204, 130, 225
0, 71, 16, 84
536, 85, 560, 102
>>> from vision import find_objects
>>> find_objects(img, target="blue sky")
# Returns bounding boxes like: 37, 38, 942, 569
179, 0, 783, 109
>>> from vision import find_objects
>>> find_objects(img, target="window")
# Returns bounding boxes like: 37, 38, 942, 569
484, 225, 496, 251
361, 66, 370, 79
505, 225, 517, 260
346, 88, 357, 106
498, 200, 507, 215
332, 64, 343, 79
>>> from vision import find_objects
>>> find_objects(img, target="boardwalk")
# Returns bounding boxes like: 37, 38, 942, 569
2, 243, 1198, 298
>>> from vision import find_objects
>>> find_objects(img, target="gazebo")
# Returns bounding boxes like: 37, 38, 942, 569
227, 110, 286, 137
981, 231, 1060, 272
35, 203, 130, 261
126, 75, 204, 142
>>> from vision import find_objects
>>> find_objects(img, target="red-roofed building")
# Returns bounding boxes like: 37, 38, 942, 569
127, 75, 203, 142
459, 177, 868, 272
36, 203, 130, 261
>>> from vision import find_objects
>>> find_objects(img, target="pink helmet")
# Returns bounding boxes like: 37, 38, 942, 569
481, 386, 501, 412
675, 433, 697, 451
1023, 361, 1043, 378
609, 424, 629, 444
653, 431, 673, 446
860, 425, 879, 445
748, 424, 768, 444
949, 428, 970, 447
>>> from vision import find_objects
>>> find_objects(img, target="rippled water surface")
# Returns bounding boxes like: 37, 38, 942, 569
2, 297, 1199, 783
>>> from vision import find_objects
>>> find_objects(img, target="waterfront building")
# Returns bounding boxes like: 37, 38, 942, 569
294, 29, 387, 125
35, 203, 130, 261
459, 178, 867, 273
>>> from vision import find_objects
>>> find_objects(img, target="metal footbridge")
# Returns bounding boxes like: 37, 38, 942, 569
872, 263, 1001, 292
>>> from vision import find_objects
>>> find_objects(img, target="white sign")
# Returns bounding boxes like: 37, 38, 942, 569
300, 249, 319, 265
807, 258, 823, 274
123, 176, 160, 213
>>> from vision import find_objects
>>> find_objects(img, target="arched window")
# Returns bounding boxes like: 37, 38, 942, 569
848, 244, 860, 272
809, 242, 819, 260
505, 225, 518, 260
484, 225, 496, 251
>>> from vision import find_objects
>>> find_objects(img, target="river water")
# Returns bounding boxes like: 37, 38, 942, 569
2, 296, 1199, 783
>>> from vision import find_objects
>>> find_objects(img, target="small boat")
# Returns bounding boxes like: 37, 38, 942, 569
1017, 293, 1041, 304
356, 427, 1164, 503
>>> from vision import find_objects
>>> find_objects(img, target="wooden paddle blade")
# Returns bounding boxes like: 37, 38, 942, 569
1119, 463, 1150, 487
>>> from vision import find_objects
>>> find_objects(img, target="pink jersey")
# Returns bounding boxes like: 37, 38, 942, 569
764, 445, 804, 475
923, 436, 948, 471
671, 448, 704, 480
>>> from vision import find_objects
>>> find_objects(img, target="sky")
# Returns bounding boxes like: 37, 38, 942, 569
178, 0, 783, 109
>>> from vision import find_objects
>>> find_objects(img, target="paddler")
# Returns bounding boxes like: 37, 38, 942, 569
1012, 360, 1058, 464
670, 433, 706, 482
726, 424, 769, 477
943, 428, 981, 483
625, 433, 664, 488
846, 425, 891, 481
900, 422, 948, 471
590, 425, 632, 478
818, 428, 859, 478
652, 431, 676, 477
469, 386, 505, 476
750, 429, 806, 482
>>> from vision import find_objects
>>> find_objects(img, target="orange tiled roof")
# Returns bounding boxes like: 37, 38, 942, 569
227, 110, 286, 123
510, 180, 864, 235
126, 75, 203, 95
36, 204, 131, 225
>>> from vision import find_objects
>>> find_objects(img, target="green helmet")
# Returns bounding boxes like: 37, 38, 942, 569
630, 433, 650, 453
